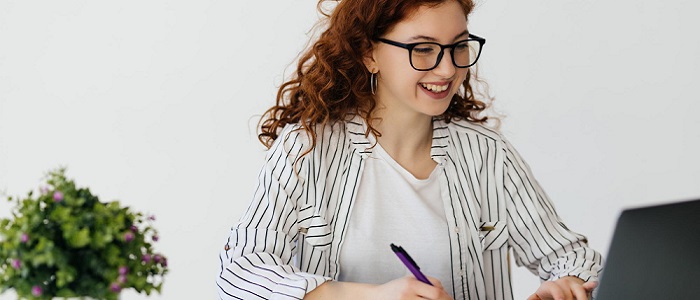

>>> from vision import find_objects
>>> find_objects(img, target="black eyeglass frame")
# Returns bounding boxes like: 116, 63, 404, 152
377, 34, 486, 71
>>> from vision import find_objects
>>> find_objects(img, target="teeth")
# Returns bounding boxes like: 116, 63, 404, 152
421, 83, 449, 92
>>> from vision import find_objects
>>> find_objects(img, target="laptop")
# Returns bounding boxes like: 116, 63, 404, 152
595, 198, 700, 300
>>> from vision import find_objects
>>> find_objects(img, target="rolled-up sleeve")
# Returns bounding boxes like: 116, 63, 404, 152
502, 138, 603, 283
217, 127, 331, 300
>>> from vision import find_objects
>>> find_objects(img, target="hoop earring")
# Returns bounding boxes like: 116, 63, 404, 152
371, 72, 378, 95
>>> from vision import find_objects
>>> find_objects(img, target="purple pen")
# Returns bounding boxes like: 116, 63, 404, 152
390, 243, 433, 286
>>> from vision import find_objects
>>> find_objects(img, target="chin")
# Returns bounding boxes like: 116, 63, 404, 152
421, 104, 451, 117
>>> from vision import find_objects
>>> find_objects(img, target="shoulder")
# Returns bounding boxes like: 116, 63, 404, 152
444, 119, 533, 166
273, 123, 308, 152
271, 120, 351, 157
442, 118, 506, 144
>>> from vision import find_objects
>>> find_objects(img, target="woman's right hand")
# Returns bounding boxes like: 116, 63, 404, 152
371, 275, 453, 300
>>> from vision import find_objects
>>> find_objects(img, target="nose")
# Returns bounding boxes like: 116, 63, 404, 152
432, 49, 456, 78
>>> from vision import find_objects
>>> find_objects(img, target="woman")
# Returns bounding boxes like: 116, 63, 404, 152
217, 0, 603, 299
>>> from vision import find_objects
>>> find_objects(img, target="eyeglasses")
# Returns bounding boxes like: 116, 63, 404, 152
377, 34, 486, 71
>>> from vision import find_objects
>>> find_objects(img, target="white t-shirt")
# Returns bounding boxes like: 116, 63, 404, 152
337, 142, 453, 296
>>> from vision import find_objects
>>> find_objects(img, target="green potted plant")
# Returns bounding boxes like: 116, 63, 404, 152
0, 168, 168, 299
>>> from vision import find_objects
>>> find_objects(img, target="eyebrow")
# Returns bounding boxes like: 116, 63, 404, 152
407, 30, 469, 42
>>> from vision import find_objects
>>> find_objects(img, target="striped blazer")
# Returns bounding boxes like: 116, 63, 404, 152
217, 116, 603, 300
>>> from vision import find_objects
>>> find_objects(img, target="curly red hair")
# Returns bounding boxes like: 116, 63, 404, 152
258, 0, 491, 149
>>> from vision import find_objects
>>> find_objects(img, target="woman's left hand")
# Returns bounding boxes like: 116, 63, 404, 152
527, 276, 598, 300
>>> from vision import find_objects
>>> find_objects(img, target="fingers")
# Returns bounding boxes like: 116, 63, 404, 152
426, 275, 444, 290
582, 281, 598, 300
379, 276, 452, 300
582, 281, 598, 291
412, 283, 440, 299
567, 278, 598, 299
532, 281, 572, 300
527, 294, 542, 300
533, 277, 598, 300
415, 276, 451, 300
551, 281, 573, 300
570, 284, 589, 300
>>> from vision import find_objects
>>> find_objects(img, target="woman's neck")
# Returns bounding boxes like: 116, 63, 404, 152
370, 110, 437, 179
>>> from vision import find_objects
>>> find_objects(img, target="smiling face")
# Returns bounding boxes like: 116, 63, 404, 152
366, 0, 470, 123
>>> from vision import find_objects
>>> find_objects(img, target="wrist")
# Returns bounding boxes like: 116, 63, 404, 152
304, 280, 377, 300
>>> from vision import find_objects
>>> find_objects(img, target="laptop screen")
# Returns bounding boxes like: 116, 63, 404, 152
595, 199, 700, 300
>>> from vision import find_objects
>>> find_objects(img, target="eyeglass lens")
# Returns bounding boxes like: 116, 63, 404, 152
411, 40, 481, 70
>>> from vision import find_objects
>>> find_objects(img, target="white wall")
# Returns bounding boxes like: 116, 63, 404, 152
1, 0, 698, 299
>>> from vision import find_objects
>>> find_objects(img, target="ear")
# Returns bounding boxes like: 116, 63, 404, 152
363, 46, 378, 73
